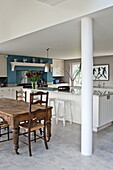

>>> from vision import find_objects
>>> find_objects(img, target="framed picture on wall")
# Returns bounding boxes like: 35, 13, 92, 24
93, 64, 109, 81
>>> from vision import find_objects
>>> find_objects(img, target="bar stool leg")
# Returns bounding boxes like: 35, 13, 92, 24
56, 99, 73, 126
70, 103, 73, 124
56, 101, 59, 124
66, 101, 72, 124
63, 101, 66, 126
49, 98, 56, 116
70, 102, 72, 124
53, 101, 56, 116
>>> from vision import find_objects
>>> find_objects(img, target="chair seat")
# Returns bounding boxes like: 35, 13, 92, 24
0, 121, 9, 128
19, 121, 44, 131
0, 120, 10, 142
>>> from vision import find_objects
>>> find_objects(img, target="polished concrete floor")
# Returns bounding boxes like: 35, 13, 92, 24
0, 118, 113, 170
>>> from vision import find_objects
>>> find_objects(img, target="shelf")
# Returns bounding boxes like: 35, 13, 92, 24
10, 62, 53, 71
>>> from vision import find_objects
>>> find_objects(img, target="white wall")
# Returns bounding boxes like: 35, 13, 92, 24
0, 0, 113, 43
64, 56, 113, 88
93, 56, 113, 87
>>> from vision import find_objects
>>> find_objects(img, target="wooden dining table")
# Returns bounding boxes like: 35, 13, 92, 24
0, 98, 52, 154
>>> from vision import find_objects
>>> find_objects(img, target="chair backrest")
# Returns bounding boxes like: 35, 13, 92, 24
16, 90, 27, 102
29, 91, 49, 116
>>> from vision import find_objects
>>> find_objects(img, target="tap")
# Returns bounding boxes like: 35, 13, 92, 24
40, 78, 44, 85
103, 83, 105, 88
71, 88, 75, 94
98, 81, 101, 88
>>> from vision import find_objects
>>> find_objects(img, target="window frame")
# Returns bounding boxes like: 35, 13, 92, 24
69, 62, 81, 86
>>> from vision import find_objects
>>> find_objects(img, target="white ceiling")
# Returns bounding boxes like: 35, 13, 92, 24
0, 6, 113, 60
36, 0, 68, 6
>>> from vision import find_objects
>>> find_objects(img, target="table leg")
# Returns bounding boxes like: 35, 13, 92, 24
12, 127, 19, 154
46, 118, 51, 142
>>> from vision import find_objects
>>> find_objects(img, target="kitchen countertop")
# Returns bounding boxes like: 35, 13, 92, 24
1, 86, 113, 96
23, 87, 113, 96
0, 86, 23, 88
93, 86, 113, 89
93, 90, 113, 96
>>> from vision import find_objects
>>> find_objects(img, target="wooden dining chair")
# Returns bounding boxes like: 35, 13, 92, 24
16, 90, 27, 124
0, 117, 10, 142
16, 90, 27, 102
19, 91, 49, 156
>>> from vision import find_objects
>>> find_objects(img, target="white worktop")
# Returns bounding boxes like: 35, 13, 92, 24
23, 87, 113, 132
23, 86, 113, 96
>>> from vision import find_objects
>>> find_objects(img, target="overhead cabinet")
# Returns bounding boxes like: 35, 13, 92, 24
0, 55, 7, 77
53, 59, 64, 77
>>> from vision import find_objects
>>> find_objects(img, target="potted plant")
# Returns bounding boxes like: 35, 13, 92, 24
26, 71, 42, 89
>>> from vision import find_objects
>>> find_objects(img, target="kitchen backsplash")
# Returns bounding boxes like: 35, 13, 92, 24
16, 70, 53, 85
7, 55, 52, 84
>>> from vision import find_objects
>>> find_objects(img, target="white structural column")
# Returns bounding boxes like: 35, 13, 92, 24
81, 17, 93, 156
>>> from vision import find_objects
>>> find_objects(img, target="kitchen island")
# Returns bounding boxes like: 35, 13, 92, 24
23, 87, 113, 132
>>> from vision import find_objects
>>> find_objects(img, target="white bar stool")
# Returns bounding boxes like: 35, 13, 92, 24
56, 99, 72, 126
49, 98, 56, 116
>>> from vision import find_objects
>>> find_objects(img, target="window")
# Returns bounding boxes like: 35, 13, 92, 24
70, 62, 81, 86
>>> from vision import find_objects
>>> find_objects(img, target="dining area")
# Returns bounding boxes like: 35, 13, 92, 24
1, 109, 113, 170
1, 90, 113, 169
0, 91, 53, 156
0, 93, 113, 169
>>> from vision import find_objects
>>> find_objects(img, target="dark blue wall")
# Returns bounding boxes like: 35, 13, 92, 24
7, 55, 53, 84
